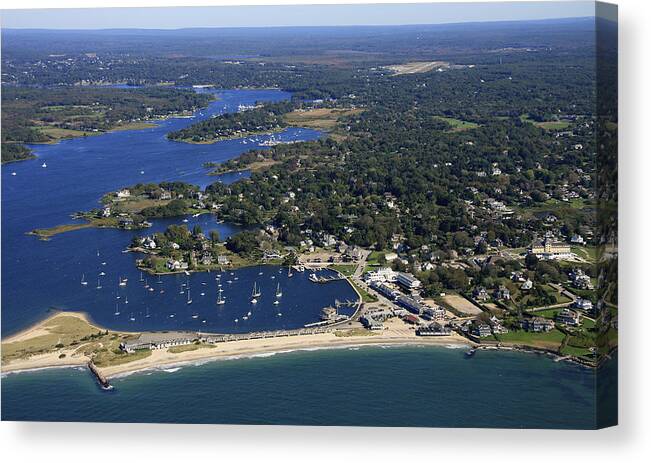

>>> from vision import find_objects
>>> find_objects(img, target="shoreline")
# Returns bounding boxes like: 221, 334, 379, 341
1, 311, 472, 379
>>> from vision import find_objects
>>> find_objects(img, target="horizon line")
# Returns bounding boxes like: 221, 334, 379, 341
1, 15, 597, 32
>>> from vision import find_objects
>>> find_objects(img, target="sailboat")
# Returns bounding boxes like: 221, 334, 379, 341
145, 307, 151, 318
96, 278, 102, 290
119, 276, 127, 287
275, 283, 283, 298
157, 275, 163, 284
129, 313, 135, 322
250, 282, 260, 304
140, 271, 144, 282
124, 295, 129, 304
81, 274, 88, 286
41, 162, 47, 168
187, 289, 193, 305
288, 266, 293, 278
114, 302, 120, 316
217, 287, 226, 305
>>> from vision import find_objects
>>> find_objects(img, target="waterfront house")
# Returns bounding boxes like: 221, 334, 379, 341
116, 188, 131, 199
521, 279, 533, 290
364, 267, 397, 283
471, 323, 492, 338
216, 255, 231, 265
120, 331, 198, 353
556, 308, 581, 326
416, 322, 451, 336
519, 317, 555, 333
360, 314, 384, 331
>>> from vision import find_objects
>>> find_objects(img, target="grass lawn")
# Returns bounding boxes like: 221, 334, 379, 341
350, 280, 378, 303
571, 245, 598, 263
560, 345, 593, 357
330, 264, 357, 277
433, 116, 479, 131
284, 108, 362, 131
495, 328, 566, 350
519, 115, 571, 131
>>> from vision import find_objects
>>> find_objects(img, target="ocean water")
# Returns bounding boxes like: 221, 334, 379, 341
1, 346, 597, 428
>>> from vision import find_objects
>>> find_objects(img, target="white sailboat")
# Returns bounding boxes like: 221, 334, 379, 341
119, 276, 127, 287
81, 274, 88, 286
114, 302, 120, 316
252, 281, 261, 297
275, 283, 283, 298
96, 277, 102, 290
187, 289, 193, 305
217, 287, 226, 305
124, 295, 129, 304
288, 266, 293, 278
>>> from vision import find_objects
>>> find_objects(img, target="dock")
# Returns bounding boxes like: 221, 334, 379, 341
308, 273, 345, 283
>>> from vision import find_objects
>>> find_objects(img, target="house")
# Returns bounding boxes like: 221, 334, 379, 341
141, 237, 157, 249
360, 314, 384, 331
416, 322, 451, 336
569, 268, 594, 290
519, 317, 555, 333
396, 294, 427, 315
118, 216, 134, 229
422, 306, 446, 321
364, 267, 397, 283
473, 286, 489, 301
494, 285, 511, 300
489, 316, 509, 334
471, 323, 492, 338
556, 308, 581, 326
396, 272, 422, 290
574, 298, 594, 312
116, 188, 131, 199
401, 314, 420, 325
200, 253, 213, 265
160, 190, 172, 200
370, 282, 399, 300
529, 237, 572, 260
520, 279, 533, 290
101, 206, 112, 218
384, 252, 398, 262
570, 234, 585, 245
120, 331, 197, 353
216, 255, 231, 265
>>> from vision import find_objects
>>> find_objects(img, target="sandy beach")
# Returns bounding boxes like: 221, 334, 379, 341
100, 328, 471, 378
1, 312, 472, 379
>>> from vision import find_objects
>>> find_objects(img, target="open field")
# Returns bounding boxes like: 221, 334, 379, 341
441, 294, 483, 315
520, 115, 571, 131
284, 107, 362, 131
433, 116, 480, 131
385, 61, 450, 75
494, 328, 566, 350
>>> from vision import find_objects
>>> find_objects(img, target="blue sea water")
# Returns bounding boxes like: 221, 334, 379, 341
1, 88, 600, 428
1, 346, 597, 428
1, 88, 353, 336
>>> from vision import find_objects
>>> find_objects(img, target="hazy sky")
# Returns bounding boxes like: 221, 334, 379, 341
1, 2, 596, 29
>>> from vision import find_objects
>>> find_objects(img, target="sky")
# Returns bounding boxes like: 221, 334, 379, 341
1, 2, 596, 29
